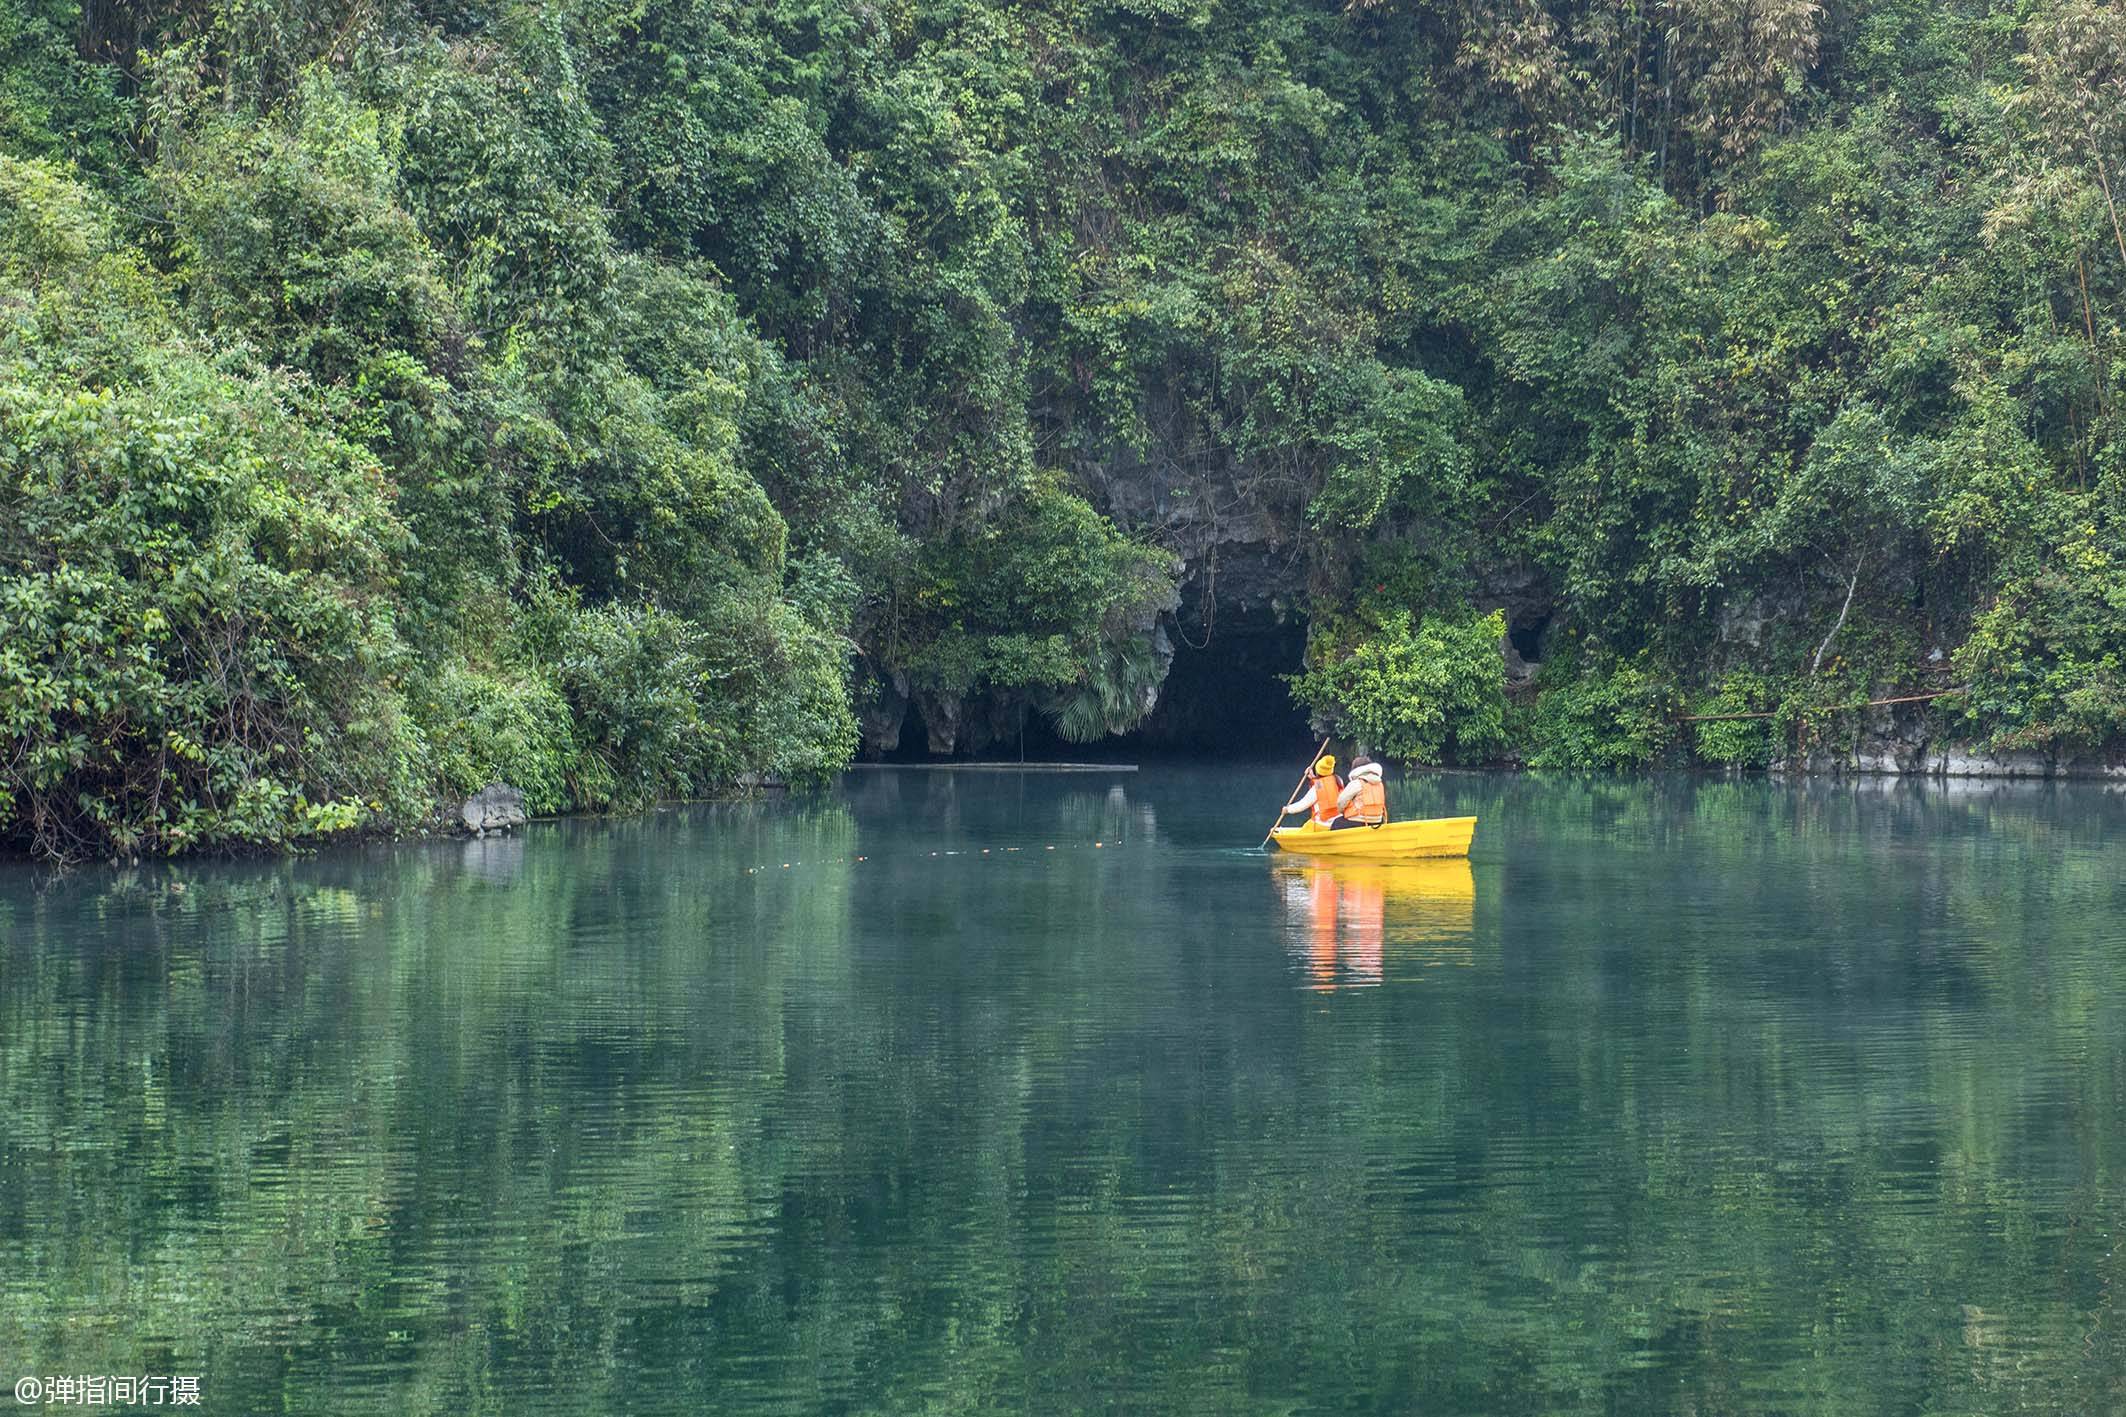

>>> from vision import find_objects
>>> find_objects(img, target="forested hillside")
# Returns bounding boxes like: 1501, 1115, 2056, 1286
4, 0, 2122, 857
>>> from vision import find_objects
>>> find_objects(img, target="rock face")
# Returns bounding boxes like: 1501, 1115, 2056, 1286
859, 667, 911, 757
1930, 748, 2053, 777
1774, 715, 2121, 780
459, 784, 527, 835
916, 689, 963, 755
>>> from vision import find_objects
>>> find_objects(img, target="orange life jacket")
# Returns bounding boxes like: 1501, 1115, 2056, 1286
1345, 777, 1387, 824
1310, 774, 1343, 825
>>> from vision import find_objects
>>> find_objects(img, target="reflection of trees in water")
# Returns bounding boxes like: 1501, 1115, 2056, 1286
1484, 772, 2117, 856
1, 781, 2123, 1413
0, 804, 864, 1410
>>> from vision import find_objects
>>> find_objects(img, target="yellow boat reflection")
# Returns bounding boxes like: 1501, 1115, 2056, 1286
1273, 858, 1476, 991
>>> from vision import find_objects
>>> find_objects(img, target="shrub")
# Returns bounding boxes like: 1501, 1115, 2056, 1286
0, 158, 440, 859
892, 474, 1176, 734
1288, 609, 1508, 763
1524, 660, 1682, 770
541, 600, 711, 809
691, 586, 860, 787
1691, 669, 1781, 767
1953, 517, 2126, 754
416, 661, 577, 816
0, 352, 421, 858
162, 73, 457, 383
531, 586, 858, 809
1051, 635, 1166, 744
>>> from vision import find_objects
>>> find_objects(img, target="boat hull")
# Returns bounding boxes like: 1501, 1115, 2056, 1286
1269, 816, 1477, 860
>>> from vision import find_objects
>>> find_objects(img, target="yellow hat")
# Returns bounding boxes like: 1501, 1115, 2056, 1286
1314, 755, 1337, 776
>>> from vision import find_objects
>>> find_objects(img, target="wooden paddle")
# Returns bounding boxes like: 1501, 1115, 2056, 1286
1261, 736, 1332, 848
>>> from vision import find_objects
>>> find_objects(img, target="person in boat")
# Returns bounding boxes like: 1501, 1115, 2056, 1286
1330, 755, 1388, 829
1279, 755, 1343, 826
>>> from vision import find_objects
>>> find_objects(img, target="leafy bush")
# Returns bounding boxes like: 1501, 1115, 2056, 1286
916, 476, 1172, 639
1691, 670, 1782, 767
0, 153, 166, 378
1524, 660, 1682, 770
1954, 517, 2126, 754
893, 475, 1176, 741
162, 74, 457, 383
1288, 609, 1508, 763
0, 154, 860, 861
1307, 365, 1475, 538
532, 586, 857, 810
384, 34, 618, 338
545, 600, 710, 809
0, 0, 129, 183
0, 159, 416, 860
1051, 636, 1166, 744
416, 661, 577, 816
0, 176, 424, 856
691, 586, 860, 787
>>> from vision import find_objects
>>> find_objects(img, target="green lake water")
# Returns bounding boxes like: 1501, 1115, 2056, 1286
3, 766, 2124, 1414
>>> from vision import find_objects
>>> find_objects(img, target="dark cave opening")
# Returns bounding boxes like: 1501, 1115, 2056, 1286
877, 607, 1312, 763
1117, 607, 1311, 759
888, 711, 929, 759
1507, 610, 1549, 665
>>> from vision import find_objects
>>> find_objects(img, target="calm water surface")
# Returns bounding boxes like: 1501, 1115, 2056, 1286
3, 767, 2124, 1414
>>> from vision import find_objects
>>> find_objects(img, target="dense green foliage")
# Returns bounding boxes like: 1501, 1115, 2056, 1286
1290, 607, 1508, 761
5, 0, 2125, 852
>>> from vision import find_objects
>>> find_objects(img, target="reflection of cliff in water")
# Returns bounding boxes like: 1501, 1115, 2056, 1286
840, 769, 1158, 846
1274, 859, 1476, 991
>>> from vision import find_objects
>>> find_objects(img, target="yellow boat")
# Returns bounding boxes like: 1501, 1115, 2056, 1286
1269, 815, 1477, 860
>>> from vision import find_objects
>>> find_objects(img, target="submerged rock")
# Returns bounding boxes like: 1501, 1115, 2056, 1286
459, 784, 527, 835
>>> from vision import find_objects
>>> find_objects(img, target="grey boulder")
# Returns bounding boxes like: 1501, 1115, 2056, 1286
460, 784, 528, 835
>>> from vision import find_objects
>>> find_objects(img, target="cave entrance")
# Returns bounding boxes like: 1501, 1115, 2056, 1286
1118, 605, 1310, 758
1508, 611, 1549, 665
877, 606, 1312, 763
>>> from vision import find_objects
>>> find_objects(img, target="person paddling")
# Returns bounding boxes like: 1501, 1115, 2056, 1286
1279, 754, 1343, 827
1331, 755, 1388, 829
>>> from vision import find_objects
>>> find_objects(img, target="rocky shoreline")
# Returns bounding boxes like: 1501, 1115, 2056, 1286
1772, 751, 2125, 781
1767, 704, 2123, 781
